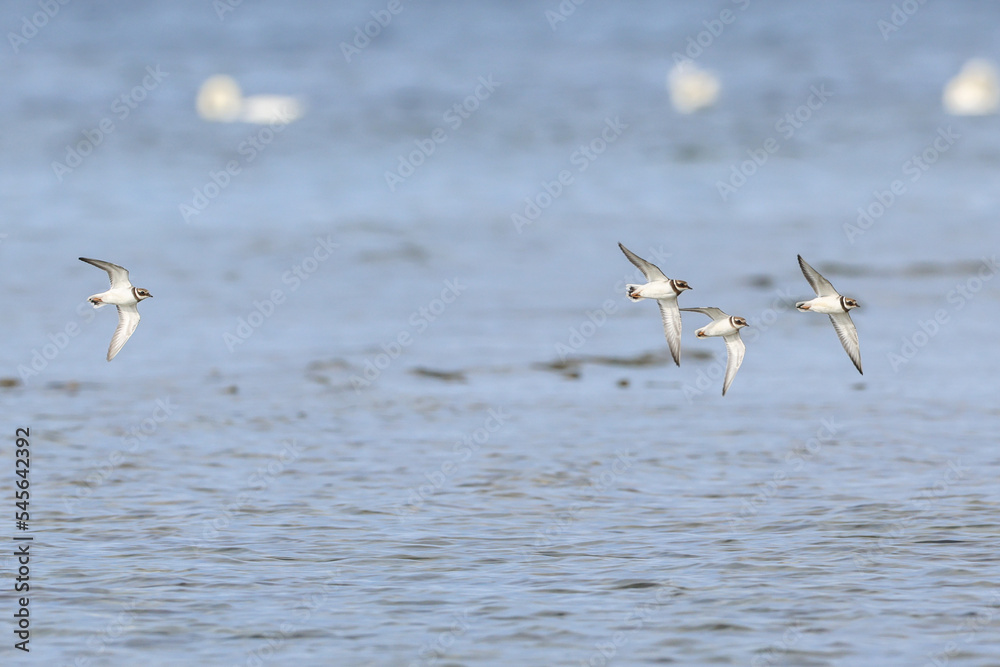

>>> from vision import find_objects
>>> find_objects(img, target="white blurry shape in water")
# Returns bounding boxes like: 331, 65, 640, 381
942, 58, 999, 116
667, 60, 720, 114
196, 74, 304, 124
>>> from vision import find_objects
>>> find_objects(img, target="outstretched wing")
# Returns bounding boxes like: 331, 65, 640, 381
680, 306, 726, 321
107, 304, 141, 361
657, 298, 683, 366
721, 333, 746, 396
828, 312, 863, 375
619, 243, 668, 282
80, 257, 132, 289
797, 255, 838, 298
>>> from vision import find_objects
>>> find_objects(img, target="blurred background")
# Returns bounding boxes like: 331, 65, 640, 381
2, 1, 1000, 665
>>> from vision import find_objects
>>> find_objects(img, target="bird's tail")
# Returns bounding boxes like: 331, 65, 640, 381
626, 284, 643, 301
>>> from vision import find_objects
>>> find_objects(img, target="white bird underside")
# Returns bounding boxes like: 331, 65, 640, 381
796, 255, 862, 374
681, 307, 746, 396
619, 242, 688, 366
79, 257, 150, 361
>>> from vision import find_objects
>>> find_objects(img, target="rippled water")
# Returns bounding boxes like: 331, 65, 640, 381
3, 1, 1000, 665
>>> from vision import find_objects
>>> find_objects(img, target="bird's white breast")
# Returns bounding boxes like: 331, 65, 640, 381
97, 287, 139, 307
698, 319, 739, 338
803, 295, 845, 314
633, 281, 677, 300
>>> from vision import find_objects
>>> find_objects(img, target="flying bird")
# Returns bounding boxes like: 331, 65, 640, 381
618, 242, 691, 366
680, 307, 748, 396
795, 255, 862, 374
79, 258, 153, 361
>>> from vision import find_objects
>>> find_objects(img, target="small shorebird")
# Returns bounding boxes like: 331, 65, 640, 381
79, 257, 153, 361
680, 307, 748, 396
618, 242, 691, 366
795, 255, 862, 374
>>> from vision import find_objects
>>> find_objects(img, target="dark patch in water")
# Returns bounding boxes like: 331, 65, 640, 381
411, 367, 466, 382
817, 259, 989, 279
535, 350, 714, 379
747, 274, 774, 288
613, 580, 659, 589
